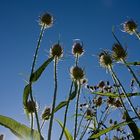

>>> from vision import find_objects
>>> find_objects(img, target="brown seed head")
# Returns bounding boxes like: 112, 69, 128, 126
42, 107, 51, 120
112, 43, 127, 61
40, 12, 53, 28
50, 43, 63, 59
123, 20, 137, 35
70, 66, 85, 81
72, 42, 84, 57
99, 51, 112, 68
26, 100, 36, 113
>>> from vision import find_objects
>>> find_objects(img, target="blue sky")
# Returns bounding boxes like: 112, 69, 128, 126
0, 0, 140, 139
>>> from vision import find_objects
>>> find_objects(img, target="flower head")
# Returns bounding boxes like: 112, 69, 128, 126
72, 42, 84, 57
99, 51, 112, 68
50, 43, 63, 59
112, 43, 127, 61
26, 100, 36, 113
123, 20, 137, 35
70, 66, 85, 81
42, 107, 51, 120
40, 12, 53, 28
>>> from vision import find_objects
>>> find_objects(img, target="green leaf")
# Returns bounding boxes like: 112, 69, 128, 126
88, 91, 140, 98
54, 83, 78, 113
56, 119, 73, 140
126, 61, 140, 66
30, 57, 54, 82
23, 84, 30, 107
0, 115, 43, 140
88, 120, 131, 139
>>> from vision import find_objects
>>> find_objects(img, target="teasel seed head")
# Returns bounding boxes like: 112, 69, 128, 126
40, 12, 53, 28
72, 42, 84, 57
70, 66, 85, 82
50, 43, 63, 60
123, 20, 137, 35
42, 107, 51, 120
112, 43, 127, 61
99, 51, 113, 69
26, 100, 36, 113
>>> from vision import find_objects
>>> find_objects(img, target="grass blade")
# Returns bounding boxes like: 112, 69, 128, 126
0, 115, 43, 140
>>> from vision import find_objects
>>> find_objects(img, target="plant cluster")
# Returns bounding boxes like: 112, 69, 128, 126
0, 13, 140, 140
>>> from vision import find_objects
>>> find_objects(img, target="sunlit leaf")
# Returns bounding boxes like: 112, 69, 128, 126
54, 83, 78, 113
30, 57, 54, 82
56, 119, 73, 140
0, 115, 43, 140
88, 91, 140, 98
126, 61, 140, 66
23, 84, 30, 107
88, 120, 131, 139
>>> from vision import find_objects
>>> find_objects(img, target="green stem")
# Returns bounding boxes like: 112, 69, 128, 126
59, 82, 74, 140
28, 24, 45, 139
75, 54, 79, 67
48, 57, 58, 140
108, 65, 140, 139
74, 82, 81, 140
109, 66, 140, 120
122, 59, 140, 88
76, 111, 86, 137
134, 30, 140, 40
30, 113, 34, 140
79, 120, 91, 140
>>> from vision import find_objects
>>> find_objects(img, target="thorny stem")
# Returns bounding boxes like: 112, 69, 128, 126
59, 82, 74, 140
79, 120, 91, 140
109, 66, 140, 120
30, 113, 34, 140
121, 58, 140, 88
76, 110, 87, 137
134, 30, 140, 40
29, 24, 45, 140
48, 57, 58, 140
74, 82, 81, 140
75, 54, 79, 67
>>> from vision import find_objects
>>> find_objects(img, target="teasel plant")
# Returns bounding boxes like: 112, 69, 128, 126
59, 41, 84, 140
47, 43, 63, 140
112, 31, 140, 88
25, 12, 53, 140
122, 19, 140, 40
98, 51, 140, 139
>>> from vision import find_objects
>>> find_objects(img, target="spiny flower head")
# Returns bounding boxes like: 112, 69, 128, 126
70, 66, 85, 81
50, 43, 63, 59
40, 12, 53, 28
26, 100, 36, 113
99, 51, 113, 68
123, 20, 137, 35
42, 107, 51, 120
72, 42, 84, 57
112, 43, 127, 61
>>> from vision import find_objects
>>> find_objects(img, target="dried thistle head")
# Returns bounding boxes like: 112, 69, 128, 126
112, 43, 127, 61
26, 100, 36, 113
94, 96, 103, 107
107, 97, 115, 106
99, 51, 112, 69
98, 81, 105, 88
70, 66, 85, 81
50, 43, 63, 59
72, 42, 84, 57
40, 12, 53, 28
42, 107, 51, 120
86, 109, 93, 117
123, 20, 137, 35
114, 99, 122, 108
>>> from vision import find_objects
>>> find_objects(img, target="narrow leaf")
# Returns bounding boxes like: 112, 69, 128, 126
54, 83, 78, 113
0, 115, 43, 140
23, 84, 30, 107
126, 61, 140, 66
88, 91, 140, 98
56, 119, 73, 140
88, 120, 131, 139
30, 57, 54, 82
